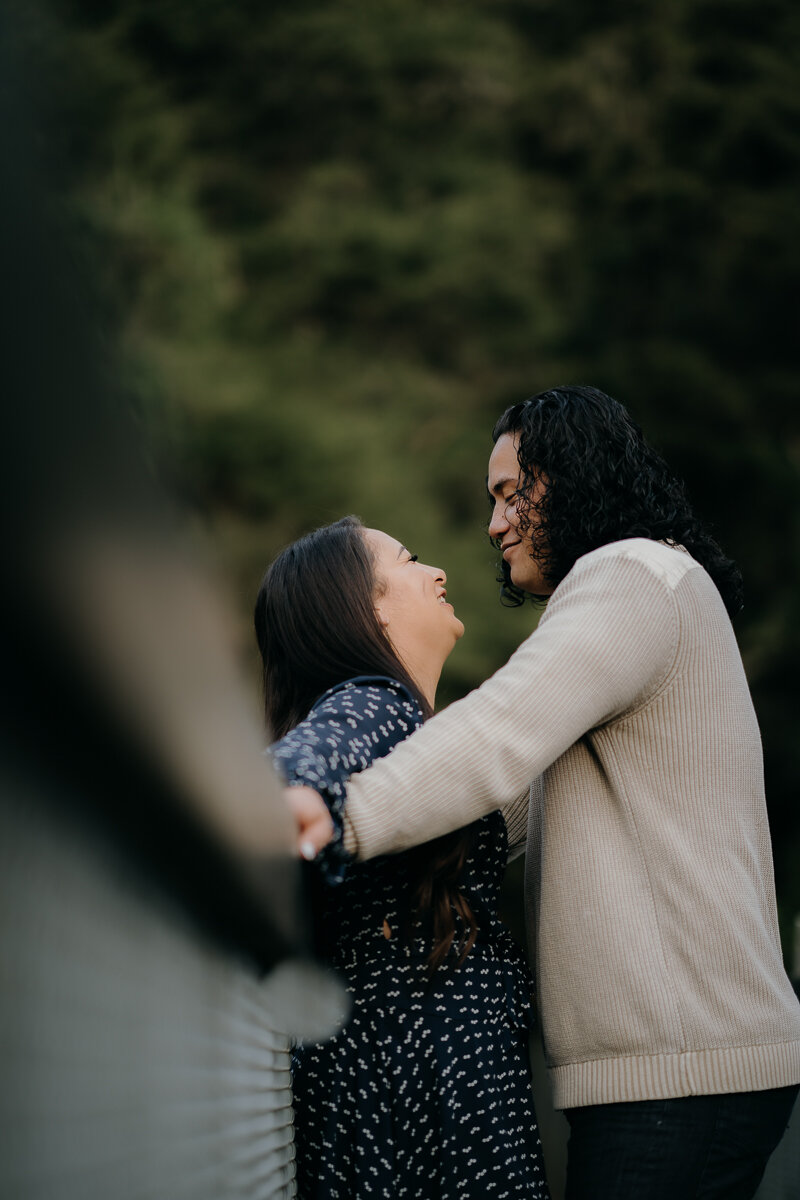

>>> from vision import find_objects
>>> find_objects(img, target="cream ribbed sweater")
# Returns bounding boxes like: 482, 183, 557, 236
343, 538, 800, 1109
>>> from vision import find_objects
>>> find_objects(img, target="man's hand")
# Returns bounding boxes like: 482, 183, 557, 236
286, 786, 334, 860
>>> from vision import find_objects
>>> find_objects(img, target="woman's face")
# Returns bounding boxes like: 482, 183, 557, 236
364, 529, 464, 670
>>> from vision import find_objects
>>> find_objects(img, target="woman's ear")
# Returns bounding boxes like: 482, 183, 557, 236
375, 607, 390, 629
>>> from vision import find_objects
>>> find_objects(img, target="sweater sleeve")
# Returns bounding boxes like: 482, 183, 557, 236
343, 542, 684, 859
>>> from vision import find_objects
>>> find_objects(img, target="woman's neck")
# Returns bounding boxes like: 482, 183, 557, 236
406, 657, 442, 713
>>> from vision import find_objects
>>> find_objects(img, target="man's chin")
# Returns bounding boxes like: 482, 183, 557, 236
509, 568, 535, 592
510, 568, 550, 598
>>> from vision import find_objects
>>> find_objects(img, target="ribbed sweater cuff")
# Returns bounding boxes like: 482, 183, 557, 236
551, 1040, 800, 1109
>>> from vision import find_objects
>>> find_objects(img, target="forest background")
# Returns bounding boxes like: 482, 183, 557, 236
26, 0, 800, 959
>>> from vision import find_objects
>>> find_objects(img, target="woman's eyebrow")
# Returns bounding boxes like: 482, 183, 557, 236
396, 544, 409, 560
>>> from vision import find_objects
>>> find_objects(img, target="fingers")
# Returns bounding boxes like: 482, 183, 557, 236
285, 786, 335, 859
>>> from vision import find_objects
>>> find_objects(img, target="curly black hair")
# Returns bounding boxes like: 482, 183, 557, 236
492, 385, 743, 618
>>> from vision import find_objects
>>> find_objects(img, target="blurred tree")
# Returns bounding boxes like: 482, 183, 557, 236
36, 0, 800, 951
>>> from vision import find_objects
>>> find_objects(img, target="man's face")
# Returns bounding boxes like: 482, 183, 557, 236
487, 433, 553, 596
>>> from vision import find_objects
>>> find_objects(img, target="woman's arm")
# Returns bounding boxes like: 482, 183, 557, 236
270, 677, 423, 880
341, 542, 685, 860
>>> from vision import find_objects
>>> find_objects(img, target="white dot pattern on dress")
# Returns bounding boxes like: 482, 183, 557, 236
270, 677, 549, 1199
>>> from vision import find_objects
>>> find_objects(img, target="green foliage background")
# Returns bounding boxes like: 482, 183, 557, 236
34, 0, 800, 952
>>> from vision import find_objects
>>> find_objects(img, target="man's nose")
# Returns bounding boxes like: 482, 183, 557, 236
488, 501, 509, 540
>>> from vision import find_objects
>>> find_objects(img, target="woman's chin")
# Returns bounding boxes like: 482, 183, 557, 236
445, 616, 466, 647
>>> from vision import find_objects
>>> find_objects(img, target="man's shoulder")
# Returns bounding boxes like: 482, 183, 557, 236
570, 538, 699, 591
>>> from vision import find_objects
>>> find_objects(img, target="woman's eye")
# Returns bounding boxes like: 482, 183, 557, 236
407, 554, 418, 563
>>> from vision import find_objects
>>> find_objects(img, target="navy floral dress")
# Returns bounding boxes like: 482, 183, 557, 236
270, 676, 549, 1199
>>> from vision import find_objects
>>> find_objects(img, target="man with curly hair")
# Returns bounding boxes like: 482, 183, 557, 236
291, 386, 800, 1199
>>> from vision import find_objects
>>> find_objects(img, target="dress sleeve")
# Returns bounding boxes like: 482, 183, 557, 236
342, 542, 685, 859
269, 679, 423, 884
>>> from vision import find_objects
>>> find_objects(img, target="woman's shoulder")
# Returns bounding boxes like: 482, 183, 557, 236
310, 676, 424, 723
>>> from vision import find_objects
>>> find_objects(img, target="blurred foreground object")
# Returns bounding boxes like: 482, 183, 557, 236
0, 12, 343, 1199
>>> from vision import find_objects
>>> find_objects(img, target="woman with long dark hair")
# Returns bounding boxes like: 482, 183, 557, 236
255, 516, 549, 1200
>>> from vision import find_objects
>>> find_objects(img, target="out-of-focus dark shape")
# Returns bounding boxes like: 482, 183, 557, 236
0, 1, 310, 985
0, 9, 342, 1198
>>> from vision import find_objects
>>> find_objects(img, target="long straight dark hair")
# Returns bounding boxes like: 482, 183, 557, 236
254, 516, 477, 974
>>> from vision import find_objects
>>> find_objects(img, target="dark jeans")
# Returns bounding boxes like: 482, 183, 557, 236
564, 1085, 799, 1200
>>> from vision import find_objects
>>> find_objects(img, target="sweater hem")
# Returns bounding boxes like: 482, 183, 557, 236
550, 1040, 800, 1109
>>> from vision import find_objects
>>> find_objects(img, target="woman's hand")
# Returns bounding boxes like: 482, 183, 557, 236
286, 786, 335, 860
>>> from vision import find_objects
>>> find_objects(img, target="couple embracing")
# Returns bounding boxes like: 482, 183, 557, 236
256, 385, 800, 1199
